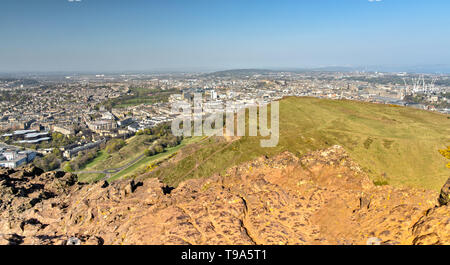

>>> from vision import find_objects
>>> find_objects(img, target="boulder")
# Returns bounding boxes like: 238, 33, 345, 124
438, 177, 450, 206
20, 165, 44, 177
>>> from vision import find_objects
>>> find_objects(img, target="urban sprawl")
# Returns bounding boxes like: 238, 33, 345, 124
1, 70, 449, 168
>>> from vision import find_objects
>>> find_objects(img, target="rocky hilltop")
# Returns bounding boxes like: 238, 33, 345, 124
0, 146, 449, 245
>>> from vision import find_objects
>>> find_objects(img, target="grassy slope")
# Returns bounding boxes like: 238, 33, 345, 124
76, 135, 155, 183
150, 97, 450, 191
77, 136, 203, 183
108, 137, 202, 181
77, 173, 106, 183
80, 134, 155, 172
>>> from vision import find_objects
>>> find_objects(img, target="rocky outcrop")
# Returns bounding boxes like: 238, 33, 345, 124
0, 146, 448, 245
0, 165, 76, 213
0, 165, 78, 245
438, 178, 450, 206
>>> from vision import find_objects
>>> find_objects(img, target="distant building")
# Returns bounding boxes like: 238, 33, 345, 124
63, 139, 106, 159
2, 130, 52, 145
118, 117, 134, 127
53, 125, 75, 136
87, 120, 117, 133
182, 91, 193, 102
0, 149, 36, 168
24, 132, 49, 140
101, 111, 116, 120
127, 123, 140, 133
211, 90, 218, 100
15, 137, 51, 144
13, 130, 37, 139
429, 96, 441, 103
169, 94, 182, 103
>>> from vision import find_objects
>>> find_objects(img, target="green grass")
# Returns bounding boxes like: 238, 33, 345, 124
80, 134, 155, 172
115, 98, 159, 108
148, 97, 450, 191
78, 150, 109, 171
75, 132, 203, 183
373, 179, 389, 186
78, 173, 106, 183
105, 87, 177, 109
108, 137, 203, 182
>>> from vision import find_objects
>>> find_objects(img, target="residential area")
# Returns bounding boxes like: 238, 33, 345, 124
1, 70, 449, 169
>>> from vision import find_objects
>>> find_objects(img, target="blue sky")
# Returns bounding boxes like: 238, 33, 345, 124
1, 0, 450, 72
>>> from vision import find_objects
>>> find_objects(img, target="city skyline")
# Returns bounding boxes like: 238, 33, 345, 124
1, 0, 450, 72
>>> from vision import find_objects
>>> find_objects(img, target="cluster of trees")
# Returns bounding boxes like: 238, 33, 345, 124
404, 93, 450, 108
33, 148, 63, 171
35, 140, 107, 172
16, 132, 81, 150
105, 139, 126, 154
144, 135, 183, 157
403, 94, 425, 104
0, 91, 31, 104
100, 87, 177, 110
55, 122, 183, 173
144, 145, 163, 157
256, 81, 269, 89
58, 138, 125, 173
139, 123, 183, 157
62, 148, 100, 172
136, 123, 173, 137
49, 133, 80, 147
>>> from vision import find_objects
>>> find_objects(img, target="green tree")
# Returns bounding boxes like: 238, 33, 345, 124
63, 162, 73, 172
144, 148, 156, 157
154, 145, 164, 154
105, 139, 126, 154
52, 148, 62, 158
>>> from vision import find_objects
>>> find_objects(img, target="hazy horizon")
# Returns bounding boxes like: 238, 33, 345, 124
1, 0, 450, 72
2, 65, 450, 76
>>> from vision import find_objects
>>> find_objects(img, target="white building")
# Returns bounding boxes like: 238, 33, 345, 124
0, 150, 36, 168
